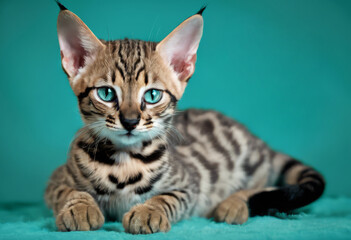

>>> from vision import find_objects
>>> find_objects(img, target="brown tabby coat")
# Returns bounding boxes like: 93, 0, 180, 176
45, 3, 325, 234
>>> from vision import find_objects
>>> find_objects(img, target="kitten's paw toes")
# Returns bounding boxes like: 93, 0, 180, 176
56, 202, 104, 231
123, 204, 170, 234
213, 196, 249, 224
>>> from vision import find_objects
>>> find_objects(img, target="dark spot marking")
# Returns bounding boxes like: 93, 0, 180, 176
106, 118, 115, 124
135, 185, 153, 195
131, 145, 166, 164
108, 174, 118, 184
142, 140, 152, 148
199, 119, 214, 134
94, 185, 111, 195
77, 140, 115, 165
243, 154, 265, 176
108, 173, 143, 189
126, 172, 143, 185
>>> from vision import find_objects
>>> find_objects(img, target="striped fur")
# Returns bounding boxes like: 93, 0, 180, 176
45, 4, 325, 234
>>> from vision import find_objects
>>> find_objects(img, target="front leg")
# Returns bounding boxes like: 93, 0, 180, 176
45, 166, 104, 231
55, 190, 105, 231
123, 190, 190, 234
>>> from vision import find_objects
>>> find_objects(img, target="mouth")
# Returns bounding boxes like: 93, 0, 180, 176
124, 131, 135, 137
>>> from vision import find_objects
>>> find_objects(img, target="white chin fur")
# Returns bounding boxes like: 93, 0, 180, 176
98, 127, 163, 148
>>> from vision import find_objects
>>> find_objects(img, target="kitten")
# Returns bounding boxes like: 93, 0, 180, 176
45, 2, 325, 234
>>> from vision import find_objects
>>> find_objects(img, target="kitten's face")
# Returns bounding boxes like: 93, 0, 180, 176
57, 6, 203, 147
75, 40, 178, 146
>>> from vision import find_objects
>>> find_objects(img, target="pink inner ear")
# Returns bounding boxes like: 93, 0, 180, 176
59, 34, 88, 77
171, 54, 197, 81
157, 15, 203, 82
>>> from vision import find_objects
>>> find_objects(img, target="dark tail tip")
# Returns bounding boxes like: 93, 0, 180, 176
55, 0, 67, 11
196, 5, 207, 16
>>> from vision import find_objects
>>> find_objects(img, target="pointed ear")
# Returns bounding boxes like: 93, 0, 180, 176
57, 8, 104, 78
156, 13, 203, 82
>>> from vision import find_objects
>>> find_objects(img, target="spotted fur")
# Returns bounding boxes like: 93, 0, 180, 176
45, 3, 325, 234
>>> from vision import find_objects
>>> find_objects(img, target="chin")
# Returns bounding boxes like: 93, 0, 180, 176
99, 127, 159, 148
115, 134, 144, 147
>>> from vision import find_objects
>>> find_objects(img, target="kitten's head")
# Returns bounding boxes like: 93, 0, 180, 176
56, 3, 204, 147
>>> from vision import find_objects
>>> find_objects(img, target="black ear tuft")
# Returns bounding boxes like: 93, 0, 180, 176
196, 6, 207, 16
55, 0, 68, 11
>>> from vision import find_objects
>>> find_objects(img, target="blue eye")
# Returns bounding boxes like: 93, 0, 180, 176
97, 87, 116, 102
144, 89, 163, 104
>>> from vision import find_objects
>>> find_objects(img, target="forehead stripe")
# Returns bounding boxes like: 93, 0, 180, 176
144, 72, 149, 85
117, 43, 127, 70
135, 66, 145, 81
111, 69, 116, 83
115, 62, 125, 81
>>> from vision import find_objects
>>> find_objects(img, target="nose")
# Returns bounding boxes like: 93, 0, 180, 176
120, 113, 140, 132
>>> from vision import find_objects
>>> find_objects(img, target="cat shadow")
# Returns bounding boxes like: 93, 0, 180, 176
250, 202, 351, 220
41, 220, 125, 233
102, 224, 125, 232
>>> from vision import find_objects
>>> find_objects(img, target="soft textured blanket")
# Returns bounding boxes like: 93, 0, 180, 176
0, 197, 350, 240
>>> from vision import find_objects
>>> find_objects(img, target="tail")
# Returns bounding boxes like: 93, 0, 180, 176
248, 155, 325, 215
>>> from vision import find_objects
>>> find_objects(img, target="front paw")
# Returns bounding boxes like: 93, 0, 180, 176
56, 201, 104, 231
123, 204, 170, 234
213, 196, 249, 224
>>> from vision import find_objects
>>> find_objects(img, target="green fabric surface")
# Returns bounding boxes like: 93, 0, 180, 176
1, 197, 350, 240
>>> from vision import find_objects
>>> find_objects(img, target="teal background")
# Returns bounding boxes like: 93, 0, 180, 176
0, 0, 350, 203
